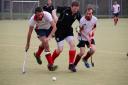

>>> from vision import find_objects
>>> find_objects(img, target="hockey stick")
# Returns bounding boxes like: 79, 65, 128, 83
22, 50, 28, 74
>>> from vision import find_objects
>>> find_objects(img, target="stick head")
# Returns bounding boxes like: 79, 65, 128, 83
91, 62, 94, 67
22, 71, 26, 74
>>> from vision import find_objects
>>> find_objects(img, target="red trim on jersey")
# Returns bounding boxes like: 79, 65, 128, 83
35, 25, 39, 29
34, 13, 44, 21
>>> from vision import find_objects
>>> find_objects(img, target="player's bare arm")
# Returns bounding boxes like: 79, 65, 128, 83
79, 26, 84, 32
52, 9, 58, 23
47, 21, 56, 41
89, 24, 96, 37
92, 24, 96, 32
25, 26, 34, 51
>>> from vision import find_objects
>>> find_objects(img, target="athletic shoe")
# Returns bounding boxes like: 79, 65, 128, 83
34, 53, 42, 65
47, 64, 58, 71
82, 59, 90, 68
68, 64, 77, 72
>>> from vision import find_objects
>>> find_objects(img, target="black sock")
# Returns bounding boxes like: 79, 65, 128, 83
74, 54, 82, 66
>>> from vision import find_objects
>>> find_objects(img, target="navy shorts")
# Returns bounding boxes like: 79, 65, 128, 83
35, 27, 52, 38
77, 39, 95, 48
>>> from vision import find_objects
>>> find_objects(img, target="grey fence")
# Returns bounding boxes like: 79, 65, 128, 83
0, 0, 128, 19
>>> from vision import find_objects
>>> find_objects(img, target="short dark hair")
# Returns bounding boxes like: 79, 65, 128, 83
35, 7, 42, 14
71, 1, 79, 7
87, 7, 93, 11
85, 7, 93, 12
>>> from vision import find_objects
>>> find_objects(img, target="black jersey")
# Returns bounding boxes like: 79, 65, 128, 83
43, 4, 54, 14
57, 8, 81, 28
55, 8, 81, 37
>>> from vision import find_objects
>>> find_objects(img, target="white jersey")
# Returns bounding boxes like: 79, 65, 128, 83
113, 4, 120, 13
29, 11, 53, 29
78, 16, 97, 41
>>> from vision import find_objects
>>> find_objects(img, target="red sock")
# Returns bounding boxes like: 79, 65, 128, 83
69, 50, 76, 64
52, 50, 60, 63
36, 46, 44, 57
45, 53, 53, 65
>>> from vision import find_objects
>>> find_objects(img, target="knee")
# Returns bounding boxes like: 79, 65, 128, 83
40, 43, 44, 48
43, 43, 50, 51
78, 51, 85, 56
89, 48, 96, 54
70, 43, 75, 50
56, 48, 63, 54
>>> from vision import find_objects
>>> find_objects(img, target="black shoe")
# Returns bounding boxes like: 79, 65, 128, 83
68, 64, 77, 72
34, 53, 42, 65
47, 64, 58, 71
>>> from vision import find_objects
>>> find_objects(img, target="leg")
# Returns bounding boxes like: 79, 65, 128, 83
82, 44, 96, 68
39, 36, 58, 71
83, 44, 96, 62
66, 36, 76, 72
115, 16, 118, 25
82, 39, 96, 68
114, 14, 119, 26
34, 29, 45, 64
116, 16, 119, 25
52, 40, 64, 63
66, 36, 76, 64
74, 47, 85, 66
114, 16, 116, 26
34, 42, 44, 65
35, 43, 44, 57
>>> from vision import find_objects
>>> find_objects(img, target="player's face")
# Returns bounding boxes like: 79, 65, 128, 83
48, 0, 52, 5
114, 1, 117, 5
85, 10, 93, 20
71, 6, 79, 14
35, 12, 43, 21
